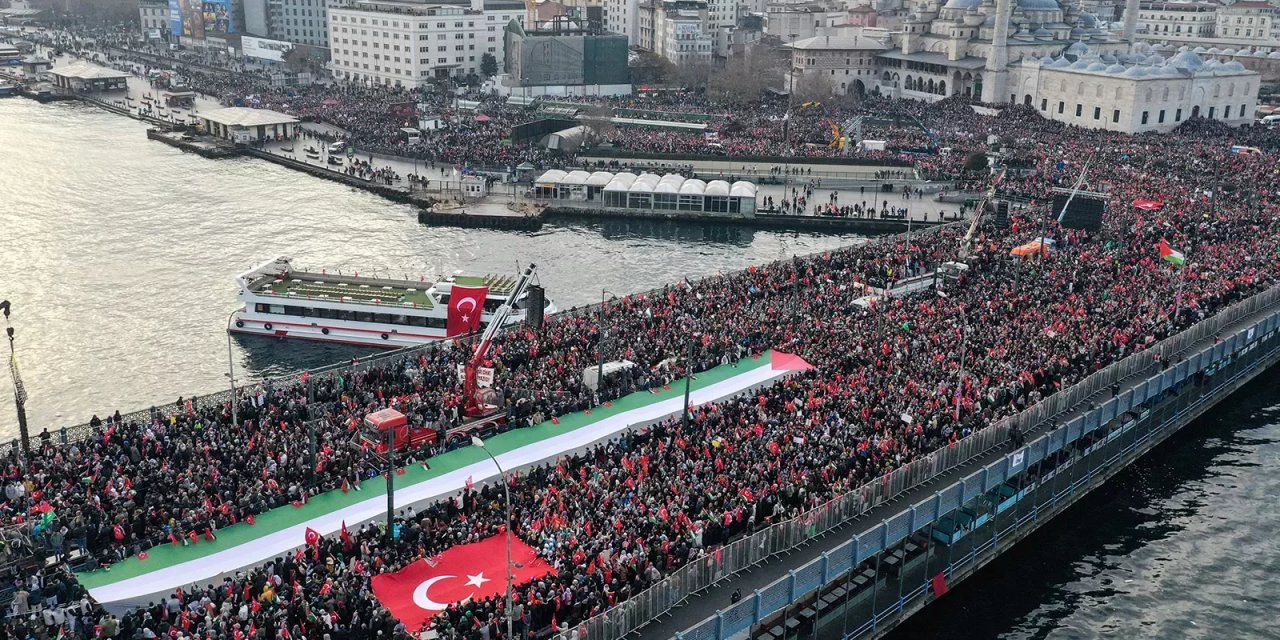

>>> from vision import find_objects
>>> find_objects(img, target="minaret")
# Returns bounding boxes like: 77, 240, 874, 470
982, 0, 1011, 103
1122, 0, 1140, 44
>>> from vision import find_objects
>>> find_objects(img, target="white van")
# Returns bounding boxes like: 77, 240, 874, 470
328, 141, 346, 154
1260, 114, 1280, 126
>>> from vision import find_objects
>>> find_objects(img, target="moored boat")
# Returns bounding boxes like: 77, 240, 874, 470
229, 257, 554, 347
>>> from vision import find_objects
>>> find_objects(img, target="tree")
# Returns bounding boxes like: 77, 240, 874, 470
283, 46, 309, 73
480, 53, 498, 79
581, 104, 615, 146
793, 71, 835, 103
707, 45, 783, 106
629, 50, 675, 86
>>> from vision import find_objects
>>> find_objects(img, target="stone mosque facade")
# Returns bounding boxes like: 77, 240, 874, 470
850, 0, 1261, 132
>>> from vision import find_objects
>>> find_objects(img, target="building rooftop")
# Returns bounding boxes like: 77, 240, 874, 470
49, 61, 129, 81
199, 107, 300, 128
878, 49, 987, 69
787, 34, 887, 51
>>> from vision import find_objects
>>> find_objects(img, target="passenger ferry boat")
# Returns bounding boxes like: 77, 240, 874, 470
230, 257, 554, 348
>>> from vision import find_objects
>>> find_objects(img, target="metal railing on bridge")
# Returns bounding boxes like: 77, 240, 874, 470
547, 283, 1280, 640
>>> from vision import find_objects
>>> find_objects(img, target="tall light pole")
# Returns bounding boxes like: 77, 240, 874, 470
472, 436, 514, 640
225, 308, 239, 429
596, 290, 617, 394
681, 314, 698, 431
1, 301, 30, 457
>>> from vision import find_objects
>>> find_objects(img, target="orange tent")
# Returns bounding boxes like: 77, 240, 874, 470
1011, 239, 1054, 256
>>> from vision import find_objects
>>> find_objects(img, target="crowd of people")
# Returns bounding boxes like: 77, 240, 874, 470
6, 20, 1280, 640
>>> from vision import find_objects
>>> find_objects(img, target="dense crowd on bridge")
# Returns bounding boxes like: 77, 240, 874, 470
5, 20, 1280, 640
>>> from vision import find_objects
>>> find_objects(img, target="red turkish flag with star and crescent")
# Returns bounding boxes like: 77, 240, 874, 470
446, 284, 489, 337
371, 533, 555, 632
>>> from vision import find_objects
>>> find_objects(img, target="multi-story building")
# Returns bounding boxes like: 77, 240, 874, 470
137, 0, 169, 39
1135, 0, 1219, 38
652, 0, 714, 63
1216, 1, 1274, 43
786, 32, 886, 96
328, 0, 525, 86
240, 0, 331, 46
765, 0, 847, 42
603, 0, 640, 41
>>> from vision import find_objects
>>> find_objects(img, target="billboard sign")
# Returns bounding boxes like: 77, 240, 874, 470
170, 0, 204, 39
242, 36, 293, 62
202, 0, 235, 35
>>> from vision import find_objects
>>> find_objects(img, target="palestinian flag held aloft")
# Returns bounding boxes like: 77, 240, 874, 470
1157, 239, 1186, 266
371, 534, 556, 632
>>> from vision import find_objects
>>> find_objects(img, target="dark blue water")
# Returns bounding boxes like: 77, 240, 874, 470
887, 368, 1280, 640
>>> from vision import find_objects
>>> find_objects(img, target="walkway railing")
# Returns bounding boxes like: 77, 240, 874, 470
548, 283, 1280, 640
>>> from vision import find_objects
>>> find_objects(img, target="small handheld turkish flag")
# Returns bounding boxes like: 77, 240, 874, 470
305, 527, 321, 547
372, 533, 555, 632
446, 284, 488, 337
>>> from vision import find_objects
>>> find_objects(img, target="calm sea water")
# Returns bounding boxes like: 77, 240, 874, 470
0, 97, 859, 436
886, 368, 1280, 640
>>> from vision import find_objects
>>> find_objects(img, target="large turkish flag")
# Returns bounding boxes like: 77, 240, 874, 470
446, 285, 489, 337
371, 533, 555, 631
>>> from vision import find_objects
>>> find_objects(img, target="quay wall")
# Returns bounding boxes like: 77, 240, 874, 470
648, 285, 1280, 640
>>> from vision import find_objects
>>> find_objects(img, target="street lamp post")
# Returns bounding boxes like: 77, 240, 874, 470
1, 301, 30, 457
472, 436, 514, 640
682, 316, 699, 430
225, 308, 239, 429
596, 290, 617, 395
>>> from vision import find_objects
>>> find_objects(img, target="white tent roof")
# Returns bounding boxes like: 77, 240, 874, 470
679, 179, 707, 195
560, 170, 591, 185
586, 171, 614, 186
535, 169, 567, 184
705, 180, 731, 196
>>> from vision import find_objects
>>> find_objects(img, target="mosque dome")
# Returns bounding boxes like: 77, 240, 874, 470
1050, 57, 1072, 68
1123, 66, 1148, 77
1133, 41, 1154, 54
1099, 53, 1117, 63
942, 0, 983, 10
1105, 64, 1126, 73
1065, 41, 1090, 56
1019, 0, 1062, 10
1222, 48, 1237, 56
1206, 47, 1222, 55
1270, 51, 1280, 59
1169, 50, 1205, 70
1085, 62, 1107, 72
1039, 56, 1056, 64
1192, 46, 1208, 54
1223, 61, 1246, 71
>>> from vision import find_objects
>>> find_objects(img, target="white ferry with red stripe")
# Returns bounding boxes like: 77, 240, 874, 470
229, 257, 553, 348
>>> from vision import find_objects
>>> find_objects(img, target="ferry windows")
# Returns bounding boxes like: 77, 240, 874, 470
256, 303, 268, 313
269, 305, 286, 314
374, 313, 393, 324
355, 311, 374, 323
484, 299, 503, 313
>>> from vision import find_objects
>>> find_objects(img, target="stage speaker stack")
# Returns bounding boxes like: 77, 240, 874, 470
526, 285, 546, 329
994, 200, 1010, 229
1051, 188, 1108, 232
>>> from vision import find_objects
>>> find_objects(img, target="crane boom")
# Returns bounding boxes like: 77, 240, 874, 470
463, 263, 539, 416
